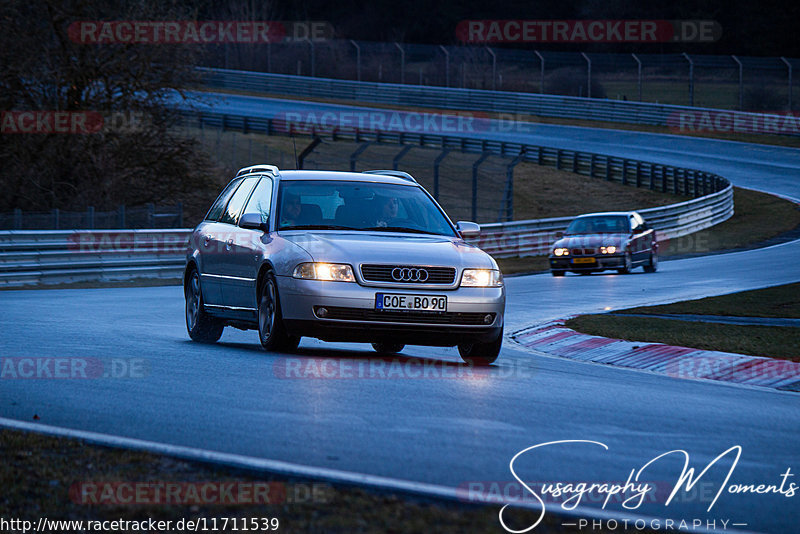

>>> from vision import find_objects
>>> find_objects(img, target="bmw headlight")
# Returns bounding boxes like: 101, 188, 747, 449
553, 248, 569, 256
600, 246, 617, 254
293, 263, 355, 282
460, 269, 503, 287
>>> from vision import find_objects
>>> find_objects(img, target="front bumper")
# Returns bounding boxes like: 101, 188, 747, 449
277, 276, 505, 346
549, 254, 626, 271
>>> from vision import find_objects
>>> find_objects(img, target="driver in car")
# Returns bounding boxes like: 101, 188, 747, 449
373, 195, 399, 227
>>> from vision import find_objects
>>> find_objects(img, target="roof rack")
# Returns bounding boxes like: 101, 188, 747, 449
362, 170, 417, 183
236, 164, 280, 177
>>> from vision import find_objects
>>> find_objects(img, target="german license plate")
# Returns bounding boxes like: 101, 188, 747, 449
573, 257, 596, 264
375, 293, 447, 311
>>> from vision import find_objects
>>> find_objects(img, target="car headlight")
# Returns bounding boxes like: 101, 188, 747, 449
600, 246, 617, 254
553, 248, 569, 256
460, 269, 503, 287
293, 262, 355, 282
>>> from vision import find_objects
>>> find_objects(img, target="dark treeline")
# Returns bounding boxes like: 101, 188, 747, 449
253, 0, 800, 57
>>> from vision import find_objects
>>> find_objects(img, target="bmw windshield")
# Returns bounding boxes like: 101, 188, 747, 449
277, 180, 457, 237
565, 215, 630, 235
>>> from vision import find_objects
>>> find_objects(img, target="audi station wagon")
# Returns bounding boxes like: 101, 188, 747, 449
184, 166, 505, 365
548, 211, 658, 276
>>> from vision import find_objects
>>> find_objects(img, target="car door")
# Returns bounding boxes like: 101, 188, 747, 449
197, 177, 243, 306
224, 175, 275, 309
213, 175, 260, 309
628, 213, 649, 262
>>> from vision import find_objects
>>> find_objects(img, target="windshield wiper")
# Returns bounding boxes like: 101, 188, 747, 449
279, 224, 359, 231
362, 226, 440, 235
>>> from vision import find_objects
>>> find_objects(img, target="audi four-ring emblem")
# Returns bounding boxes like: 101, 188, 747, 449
391, 267, 429, 282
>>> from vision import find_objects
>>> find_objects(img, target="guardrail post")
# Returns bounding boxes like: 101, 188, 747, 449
118, 205, 126, 228
12, 209, 22, 229
439, 46, 450, 87
605, 157, 612, 181
536, 146, 543, 165
350, 40, 361, 81
486, 47, 497, 91
502, 149, 525, 222
581, 52, 592, 98
433, 148, 449, 200
350, 141, 370, 172
648, 164, 654, 190
732, 56, 743, 111
392, 145, 412, 170
52, 208, 59, 230
781, 57, 793, 110
395, 42, 405, 84
305, 38, 315, 77
621, 160, 628, 185
176, 202, 183, 227
661, 166, 667, 193
534, 51, 544, 93
632, 53, 642, 101
635, 162, 642, 188
147, 203, 155, 228
589, 154, 596, 177
472, 153, 491, 222
87, 206, 95, 230
683, 53, 694, 106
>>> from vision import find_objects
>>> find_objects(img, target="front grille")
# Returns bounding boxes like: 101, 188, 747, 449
360, 264, 456, 284
571, 248, 595, 256
316, 306, 494, 325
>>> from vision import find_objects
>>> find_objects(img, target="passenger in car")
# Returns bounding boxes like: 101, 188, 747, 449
280, 193, 302, 227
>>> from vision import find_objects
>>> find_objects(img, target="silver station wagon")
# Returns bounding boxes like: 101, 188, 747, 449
184, 165, 506, 365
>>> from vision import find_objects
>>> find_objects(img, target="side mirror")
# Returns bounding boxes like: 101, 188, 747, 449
239, 213, 269, 232
456, 221, 481, 239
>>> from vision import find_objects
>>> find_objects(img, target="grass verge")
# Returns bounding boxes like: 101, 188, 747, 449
565, 283, 800, 361
0, 428, 632, 534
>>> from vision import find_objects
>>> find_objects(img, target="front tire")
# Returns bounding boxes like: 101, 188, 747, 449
551, 269, 565, 277
372, 343, 404, 355
258, 272, 300, 352
458, 330, 502, 366
185, 269, 224, 343
643, 251, 658, 273
617, 252, 632, 274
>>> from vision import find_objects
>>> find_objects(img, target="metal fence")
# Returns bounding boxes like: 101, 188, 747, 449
200, 39, 799, 111
0, 203, 184, 230
199, 68, 800, 137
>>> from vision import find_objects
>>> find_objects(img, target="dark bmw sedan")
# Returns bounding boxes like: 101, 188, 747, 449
548, 211, 658, 276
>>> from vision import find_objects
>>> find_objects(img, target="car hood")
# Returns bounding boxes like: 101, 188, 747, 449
552, 233, 629, 250
280, 231, 497, 270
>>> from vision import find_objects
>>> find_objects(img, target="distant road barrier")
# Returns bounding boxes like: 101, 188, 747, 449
198, 67, 800, 138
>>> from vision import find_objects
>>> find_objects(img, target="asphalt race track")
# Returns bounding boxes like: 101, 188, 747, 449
2, 95, 799, 532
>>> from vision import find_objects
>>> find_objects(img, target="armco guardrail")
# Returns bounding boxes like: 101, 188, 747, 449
0, 230, 189, 287
0, 186, 732, 285
198, 68, 800, 138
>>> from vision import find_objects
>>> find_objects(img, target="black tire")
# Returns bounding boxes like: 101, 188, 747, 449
551, 270, 565, 277
185, 268, 224, 343
258, 271, 300, 352
372, 343, 405, 355
458, 330, 502, 366
643, 251, 658, 273
617, 252, 633, 274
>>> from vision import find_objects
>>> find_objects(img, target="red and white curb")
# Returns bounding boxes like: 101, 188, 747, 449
512, 317, 800, 390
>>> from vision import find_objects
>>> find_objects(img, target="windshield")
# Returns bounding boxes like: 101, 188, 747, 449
565, 215, 630, 235
276, 180, 457, 237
